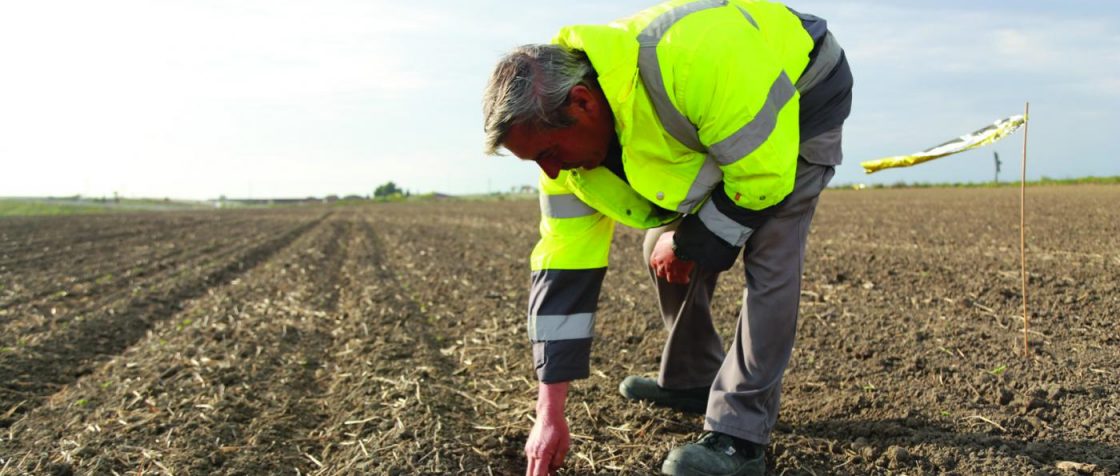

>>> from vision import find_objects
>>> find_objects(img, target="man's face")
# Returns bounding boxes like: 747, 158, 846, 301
502, 84, 615, 180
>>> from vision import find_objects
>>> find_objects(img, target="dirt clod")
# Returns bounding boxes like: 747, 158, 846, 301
46, 463, 73, 476
886, 445, 910, 467
993, 387, 1014, 406
1046, 383, 1065, 401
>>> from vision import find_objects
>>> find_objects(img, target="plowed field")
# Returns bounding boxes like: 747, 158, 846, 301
1, 185, 1117, 475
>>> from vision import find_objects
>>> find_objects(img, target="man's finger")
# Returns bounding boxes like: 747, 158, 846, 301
666, 265, 680, 282
550, 445, 569, 472
526, 455, 550, 476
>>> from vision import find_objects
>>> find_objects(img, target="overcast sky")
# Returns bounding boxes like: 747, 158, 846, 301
1, 1, 1117, 200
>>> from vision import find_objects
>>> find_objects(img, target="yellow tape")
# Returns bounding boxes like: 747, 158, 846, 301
860, 114, 1027, 174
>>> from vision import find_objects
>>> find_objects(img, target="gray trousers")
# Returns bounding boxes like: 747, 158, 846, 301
641, 136, 838, 445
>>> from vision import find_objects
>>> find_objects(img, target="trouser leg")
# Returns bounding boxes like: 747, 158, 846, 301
703, 159, 835, 445
642, 223, 724, 389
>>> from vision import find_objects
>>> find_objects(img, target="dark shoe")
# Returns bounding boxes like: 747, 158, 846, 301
661, 432, 765, 476
618, 376, 708, 414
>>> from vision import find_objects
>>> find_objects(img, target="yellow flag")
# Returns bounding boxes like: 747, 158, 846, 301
860, 114, 1028, 174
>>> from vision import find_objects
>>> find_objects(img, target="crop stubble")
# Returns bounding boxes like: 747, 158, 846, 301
0, 185, 1117, 475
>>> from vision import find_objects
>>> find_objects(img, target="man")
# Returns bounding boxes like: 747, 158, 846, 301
482, 0, 852, 474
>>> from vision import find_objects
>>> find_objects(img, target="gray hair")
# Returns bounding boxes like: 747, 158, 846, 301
482, 44, 594, 155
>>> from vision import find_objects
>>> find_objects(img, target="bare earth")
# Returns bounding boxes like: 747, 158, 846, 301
1, 185, 1117, 475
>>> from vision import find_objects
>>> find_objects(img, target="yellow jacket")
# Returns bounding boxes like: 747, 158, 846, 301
529, 0, 820, 383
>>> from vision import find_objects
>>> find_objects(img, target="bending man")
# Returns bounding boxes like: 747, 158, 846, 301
482, 1, 853, 474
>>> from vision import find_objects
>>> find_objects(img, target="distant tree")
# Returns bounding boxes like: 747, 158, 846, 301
374, 181, 403, 198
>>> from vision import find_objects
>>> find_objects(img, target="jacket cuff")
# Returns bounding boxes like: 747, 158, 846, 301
673, 186, 783, 271
534, 339, 592, 383
673, 211, 741, 272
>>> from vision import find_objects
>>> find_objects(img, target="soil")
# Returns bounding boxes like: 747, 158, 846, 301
0, 185, 1117, 475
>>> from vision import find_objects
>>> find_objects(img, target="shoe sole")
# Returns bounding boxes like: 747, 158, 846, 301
661, 452, 765, 476
619, 381, 707, 415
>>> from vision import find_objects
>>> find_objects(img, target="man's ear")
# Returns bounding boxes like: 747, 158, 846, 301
566, 84, 598, 117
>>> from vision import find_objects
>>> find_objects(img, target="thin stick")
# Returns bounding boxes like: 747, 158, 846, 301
1019, 101, 1031, 358
965, 414, 1008, 432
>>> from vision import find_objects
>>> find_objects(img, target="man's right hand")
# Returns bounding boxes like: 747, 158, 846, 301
526, 381, 570, 476
650, 231, 695, 284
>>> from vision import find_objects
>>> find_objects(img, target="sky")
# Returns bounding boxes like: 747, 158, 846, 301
1, 1, 1118, 200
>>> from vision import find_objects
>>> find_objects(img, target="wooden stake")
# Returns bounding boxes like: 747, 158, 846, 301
1019, 102, 1030, 358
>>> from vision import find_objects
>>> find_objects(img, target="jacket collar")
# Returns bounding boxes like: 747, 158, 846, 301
553, 25, 638, 147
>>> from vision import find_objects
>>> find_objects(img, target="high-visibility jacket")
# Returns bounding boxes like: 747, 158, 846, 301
528, 0, 851, 382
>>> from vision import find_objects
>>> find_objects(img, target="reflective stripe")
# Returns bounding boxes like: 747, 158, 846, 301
540, 193, 597, 218
529, 312, 595, 341
708, 72, 797, 166
677, 156, 723, 213
698, 198, 754, 246
796, 31, 841, 93
636, 0, 728, 153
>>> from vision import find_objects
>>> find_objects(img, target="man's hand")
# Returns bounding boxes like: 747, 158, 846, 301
526, 381, 571, 476
650, 231, 695, 284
